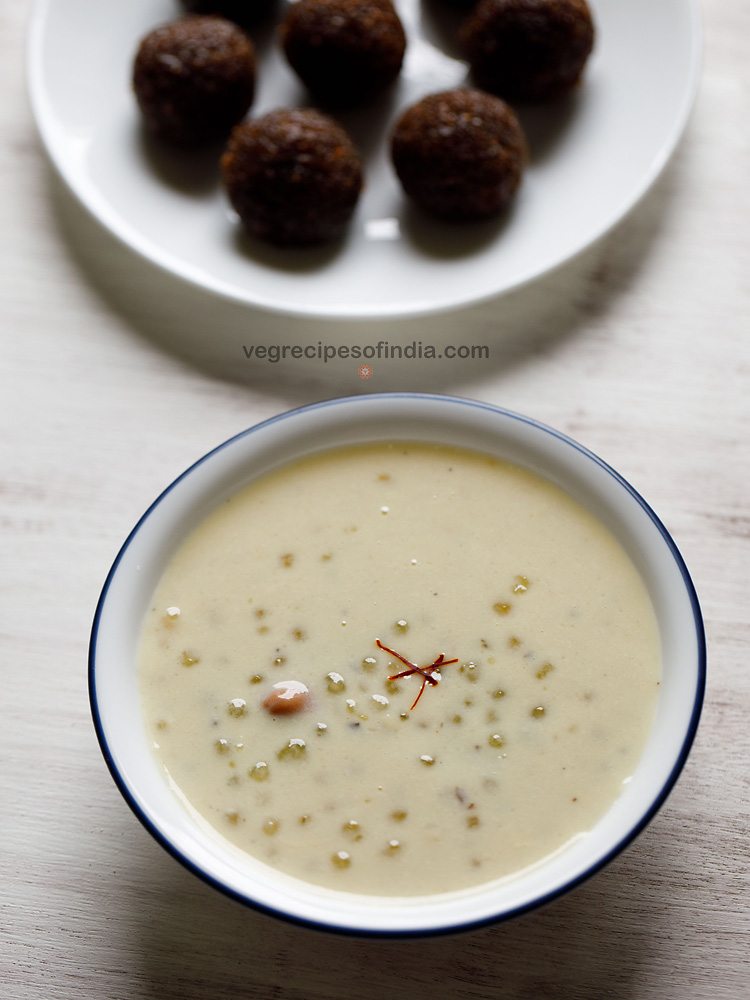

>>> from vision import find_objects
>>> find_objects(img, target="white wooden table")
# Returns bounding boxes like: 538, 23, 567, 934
2, 2, 748, 997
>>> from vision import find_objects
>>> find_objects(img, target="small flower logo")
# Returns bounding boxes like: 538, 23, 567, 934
358, 364, 374, 381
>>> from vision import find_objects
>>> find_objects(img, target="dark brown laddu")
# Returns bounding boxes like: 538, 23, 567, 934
133, 16, 256, 146
221, 109, 364, 246
280, 0, 407, 107
462, 0, 595, 103
391, 88, 527, 222
179, 0, 278, 26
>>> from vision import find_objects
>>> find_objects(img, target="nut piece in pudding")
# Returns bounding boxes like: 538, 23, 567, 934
221, 109, 364, 245
462, 0, 595, 103
179, 0, 277, 26
262, 680, 312, 715
390, 89, 527, 222
133, 16, 256, 146
280, 0, 407, 107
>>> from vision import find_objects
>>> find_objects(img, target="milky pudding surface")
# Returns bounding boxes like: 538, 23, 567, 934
139, 442, 660, 895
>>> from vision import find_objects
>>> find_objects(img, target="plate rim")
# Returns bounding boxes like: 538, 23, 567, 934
27, 0, 703, 321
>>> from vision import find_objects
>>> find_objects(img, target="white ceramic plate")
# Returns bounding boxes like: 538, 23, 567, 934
28, 0, 700, 319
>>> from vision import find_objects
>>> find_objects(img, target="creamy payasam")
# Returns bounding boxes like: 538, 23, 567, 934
138, 442, 660, 895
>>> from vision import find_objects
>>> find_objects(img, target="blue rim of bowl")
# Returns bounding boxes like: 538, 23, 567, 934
88, 393, 706, 938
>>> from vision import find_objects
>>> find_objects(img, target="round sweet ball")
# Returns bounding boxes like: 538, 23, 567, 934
179, 1, 277, 26
133, 17, 256, 146
280, 0, 407, 107
462, 0, 595, 103
390, 89, 527, 222
221, 109, 364, 246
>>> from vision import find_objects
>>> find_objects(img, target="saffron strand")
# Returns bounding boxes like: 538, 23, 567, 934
410, 680, 429, 710
377, 638, 437, 684
375, 640, 460, 711
388, 666, 439, 685
376, 639, 420, 672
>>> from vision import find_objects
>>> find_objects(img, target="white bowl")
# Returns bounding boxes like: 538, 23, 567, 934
89, 394, 705, 936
